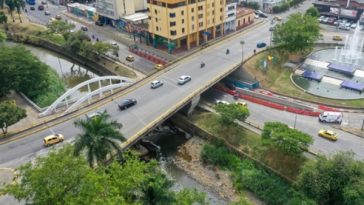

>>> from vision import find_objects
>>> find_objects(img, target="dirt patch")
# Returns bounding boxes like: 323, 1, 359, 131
173, 137, 246, 203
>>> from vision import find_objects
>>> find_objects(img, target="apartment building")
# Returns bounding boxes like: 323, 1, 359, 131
96, 0, 135, 20
147, 0, 226, 50
224, 0, 237, 33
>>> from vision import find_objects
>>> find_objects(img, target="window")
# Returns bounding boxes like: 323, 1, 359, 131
156, 26, 159, 31
212, 10, 215, 15
220, 16, 223, 21
182, 28, 185, 33
220, 8, 223, 12
198, 6, 203, 11
198, 14, 203, 19
228, 13, 234, 18
199, 22, 203, 27
192, 16, 194, 20
155, 18, 158, 22
182, 19, 185, 24
155, 9, 157, 15
169, 13, 176, 18
191, 8, 194, 12
170, 21, 176, 26
170, 30, 177, 35
181, 10, 184, 15
228, 6, 234, 10
192, 24, 195, 30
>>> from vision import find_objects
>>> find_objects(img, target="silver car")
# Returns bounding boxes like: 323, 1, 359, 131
177, 75, 191, 85
151, 80, 164, 89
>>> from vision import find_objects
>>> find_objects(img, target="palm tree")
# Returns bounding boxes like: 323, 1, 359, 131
74, 111, 126, 167
0, 11, 8, 30
13, 0, 24, 23
5, 0, 15, 22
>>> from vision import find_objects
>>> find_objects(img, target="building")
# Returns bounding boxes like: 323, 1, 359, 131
262, 0, 283, 13
96, 0, 135, 24
224, 0, 237, 33
147, 0, 226, 51
68, 3, 97, 21
313, 0, 364, 22
235, 7, 254, 30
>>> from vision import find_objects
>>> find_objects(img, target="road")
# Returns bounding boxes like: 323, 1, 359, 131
24, 2, 157, 74
2, 0, 364, 169
203, 90, 364, 159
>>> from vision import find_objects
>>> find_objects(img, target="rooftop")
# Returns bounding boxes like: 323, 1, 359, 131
236, 7, 254, 17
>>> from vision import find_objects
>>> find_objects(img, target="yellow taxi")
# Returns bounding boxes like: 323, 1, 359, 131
43, 134, 64, 146
318, 130, 338, 141
235, 101, 248, 107
154, 64, 164, 70
332, 35, 343, 41
126, 55, 135, 62
273, 16, 282, 21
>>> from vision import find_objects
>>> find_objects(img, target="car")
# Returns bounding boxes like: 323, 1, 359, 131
339, 24, 350, 30
150, 80, 163, 89
254, 15, 259, 19
55, 15, 62, 20
216, 100, 230, 105
154, 64, 164, 70
328, 17, 335, 24
81, 26, 88, 31
44, 10, 50, 15
351, 23, 357, 29
345, 22, 351, 27
273, 16, 282, 21
70, 29, 75, 33
43, 134, 64, 146
255, 10, 263, 15
333, 20, 338, 26
38, 5, 44, 10
269, 26, 275, 32
236, 101, 247, 107
332, 35, 343, 41
322, 17, 329, 23
126, 55, 135, 62
41, 0, 47, 4
256, 42, 267, 48
118, 99, 137, 110
318, 129, 338, 141
95, 21, 104, 26
30, 6, 35, 10
177, 75, 191, 85
86, 111, 102, 119
110, 41, 118, 46
259, 13, 268, 18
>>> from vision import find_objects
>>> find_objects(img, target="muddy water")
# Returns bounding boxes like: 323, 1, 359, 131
150, 126, 228, 205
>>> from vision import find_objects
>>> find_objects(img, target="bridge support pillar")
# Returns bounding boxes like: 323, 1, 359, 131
180, 95, 200, 117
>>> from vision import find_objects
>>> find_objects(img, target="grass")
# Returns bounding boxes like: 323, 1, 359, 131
191, 109, 306, 180
244, 50, 364, 108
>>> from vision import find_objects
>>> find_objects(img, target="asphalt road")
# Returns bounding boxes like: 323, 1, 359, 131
3, 0, 364, 169
24, 2, 156, 74
203, 90, 364, 159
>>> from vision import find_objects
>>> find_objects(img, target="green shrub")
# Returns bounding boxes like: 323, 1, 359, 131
201, 143, 316, 205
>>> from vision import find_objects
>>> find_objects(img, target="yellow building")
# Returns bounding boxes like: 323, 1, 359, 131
235, 7, 254, 30
147, 0, 226, 50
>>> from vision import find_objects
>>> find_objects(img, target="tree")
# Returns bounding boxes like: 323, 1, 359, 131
47, 20, 75, 34
296, 152, 364, 205
73, 111, 126, 167
5, 0, 15, 22
261, 122, 313, 155
63, 31, 91, 54
0, 100, 26, 134
305, 7, 320, 18
0, 30, 6, 42
215, 103, 250, 125
273, 13, 320, 53
80, 41, 114, 58
2, 145, 208, 205
0, 11, 7, 25
13, 0, 24, 23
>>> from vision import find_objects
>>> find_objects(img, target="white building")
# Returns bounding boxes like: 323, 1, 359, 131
96, 0, 135, 20
225, 1, 237, 33
262, 0, 283, 13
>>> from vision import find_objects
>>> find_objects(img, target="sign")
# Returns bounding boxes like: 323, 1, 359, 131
330, 7, 339, 15
341, 9, 357, 18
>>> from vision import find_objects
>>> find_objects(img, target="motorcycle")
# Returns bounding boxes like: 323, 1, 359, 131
200, 62, 205, 68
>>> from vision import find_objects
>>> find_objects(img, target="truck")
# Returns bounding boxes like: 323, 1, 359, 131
26, 0, 36, 5
318, 112, 343, 124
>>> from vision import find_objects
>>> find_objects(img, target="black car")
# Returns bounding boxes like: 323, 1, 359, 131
81, 26, 88, 31
30, 6, 35, 10
95, 21, 104, 26
259, 13, 268, 18
38, 5, 44, 10
118, 99, 137, 110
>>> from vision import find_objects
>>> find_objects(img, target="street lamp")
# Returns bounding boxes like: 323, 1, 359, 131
240, 40, 244, 61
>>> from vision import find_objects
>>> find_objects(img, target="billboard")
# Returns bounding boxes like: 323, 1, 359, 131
330, 7, 339, 15
341, 9, 357, 18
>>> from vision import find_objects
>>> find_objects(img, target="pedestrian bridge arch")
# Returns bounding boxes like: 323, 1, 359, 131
39, 76, 134, 117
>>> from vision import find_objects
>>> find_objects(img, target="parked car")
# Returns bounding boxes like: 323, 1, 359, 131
41, 0, 47, 4
318, 130, 338, 141
345, 22, 351, 27
254, 15, 260, 19
177, 75, 191, 85
269, 26, 275, 32
154, 64, 164, 70
333, 20, 338, 26
351, 23, 357, 29
30, 6, 35, 10
259, 13, 268, 18
95, 21, 104, 26
256, 42, 267, 48
37, 5, 44, 10
43, 134, 64, 146
44, 10, 50, 15
86, 111, 102, 119
81, 26, 88, 31
332, 35, 343, 41
150, 80, 163, 89
339, 24, 350, 30
328, 17, 336, 24
126, 55, 135, 62
118, 99, 137, 110
322, 17, 329, 23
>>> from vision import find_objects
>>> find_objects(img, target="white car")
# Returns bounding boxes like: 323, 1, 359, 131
254, 15, 260, 19
86, 111, 102, 119
216, 100, 230, 105
351, 23, 357, 29
150, 80, 163, 89
177, 75, 191, 85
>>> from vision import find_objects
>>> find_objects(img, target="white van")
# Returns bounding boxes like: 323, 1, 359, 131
319, 112, 343, 124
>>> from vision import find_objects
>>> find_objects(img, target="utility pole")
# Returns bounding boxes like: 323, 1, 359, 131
361, 119, 364, 131
240, 40, 244, 62
293, 114, 298, 129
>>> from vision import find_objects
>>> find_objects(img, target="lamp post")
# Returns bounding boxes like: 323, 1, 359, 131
240, 40, 244, 61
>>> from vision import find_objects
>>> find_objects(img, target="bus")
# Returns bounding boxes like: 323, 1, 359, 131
26, 0, 36, 5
